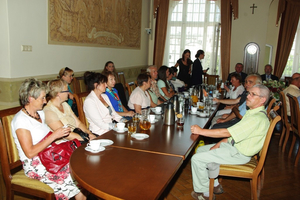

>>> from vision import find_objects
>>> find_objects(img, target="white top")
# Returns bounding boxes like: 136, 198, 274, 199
283, 84, 300, 116
170, 78, 185, 92
128, 86, 151, 110
226, 84, 245, 99
84, 90, 122, 135
11, 110, 50, 161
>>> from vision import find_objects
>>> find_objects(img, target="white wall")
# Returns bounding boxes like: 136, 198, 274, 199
0, 0, 10, 78
230, 0, 279, 74
0, 0, 150, 79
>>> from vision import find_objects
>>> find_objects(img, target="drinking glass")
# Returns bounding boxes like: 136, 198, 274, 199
177, 117, 185, 127
128, 122, 137, 134
132, 113, 140, 123
139, 119, 151, 130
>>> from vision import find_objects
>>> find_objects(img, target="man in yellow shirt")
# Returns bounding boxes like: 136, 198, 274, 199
190, 84, 270, 200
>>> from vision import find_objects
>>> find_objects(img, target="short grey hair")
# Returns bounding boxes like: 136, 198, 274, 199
19, 78, 47, 106
252, 84, 270, 105
246, 73, 262, 84
146, 65, 157, 73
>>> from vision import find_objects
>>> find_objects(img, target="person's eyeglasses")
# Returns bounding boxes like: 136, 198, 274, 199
60, 90, 70, 93
246, 91, 262, 98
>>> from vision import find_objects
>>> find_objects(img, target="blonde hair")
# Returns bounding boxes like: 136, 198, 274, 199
58, 67, 74, 79
47, 79, 68, 99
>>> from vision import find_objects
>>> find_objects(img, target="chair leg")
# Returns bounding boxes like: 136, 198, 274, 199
282, 128, 291, 153
260, 168, 265, 189
252, 177, 258, 200
288, 134, 296, 158
6, 188, 13, 200
209, 178, 214, 200
250, 180, 253, 200
294, 144, 300, 166
279, 126, 286, 146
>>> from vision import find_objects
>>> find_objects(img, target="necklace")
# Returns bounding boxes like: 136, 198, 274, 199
23, 107, 40, 120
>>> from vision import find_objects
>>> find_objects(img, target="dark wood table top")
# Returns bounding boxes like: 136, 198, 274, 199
96, 106, 218, 159
70, 145, 183, 200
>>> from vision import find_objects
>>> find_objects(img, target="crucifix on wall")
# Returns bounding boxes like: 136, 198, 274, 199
250, 4, 257, 14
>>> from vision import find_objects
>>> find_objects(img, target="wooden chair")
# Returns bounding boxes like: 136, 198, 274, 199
286, 93, 300, 166
72, 76, 87, 94
204, 74, 219, 85
117, 72, 126, 90
0, 106, 54, 200
279, 91, 291, 151
208, 110, 281, 200
73, 92, 89, 128
125, 82, 137, 96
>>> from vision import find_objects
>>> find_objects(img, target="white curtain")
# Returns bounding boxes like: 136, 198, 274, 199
163, 0, 221, 75
281, 19, 300, 78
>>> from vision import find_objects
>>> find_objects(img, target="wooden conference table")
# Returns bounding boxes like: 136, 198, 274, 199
70, 105, 218, 199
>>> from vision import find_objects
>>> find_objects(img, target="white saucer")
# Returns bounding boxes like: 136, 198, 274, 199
190, 111, 198, 115
113, 127, 128, 133
149, 119, 158, 123
198, 113, 208, 118
131, 133, 149, 140
98, 139, 114, 146
154, 111, 162, 114
85, 146, 105, 153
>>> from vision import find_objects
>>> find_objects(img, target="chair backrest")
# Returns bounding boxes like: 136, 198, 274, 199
73, 92, 89, 128
204, 74, 219, 85
279, 91, 289, 126
0, 106, 23, 189
125, 82, 137, 96
286, 93, 299, 131
255, 110, 281, 176
118, 72, 126, 90
72, 76, 87, 94
266, 97, 276, 116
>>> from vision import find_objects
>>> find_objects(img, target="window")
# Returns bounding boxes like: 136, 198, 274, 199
243, 42, 260, 74
281, 21, 300, 78
164, 0, 221, 75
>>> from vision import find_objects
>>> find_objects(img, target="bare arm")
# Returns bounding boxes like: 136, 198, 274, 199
190, 125, 231, 138
213, 97, 241, 105
16, 127, 70, 159
161, 87, 175, 98
216, 111, 236, 124
47, 120, 83, 141
134, 104, 142, 114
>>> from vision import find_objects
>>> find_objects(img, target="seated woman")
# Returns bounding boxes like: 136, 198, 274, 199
157, 66, 175, 100
58, 67, 78, 115
102, 61, 119, 82
225, 73, 245, 99
103, 71, 134, 118
170, 67, 185, 92
44, 79, 96, 143
11, 78, 86, 200
128, 73, 153, 114
83, 71, 123, 135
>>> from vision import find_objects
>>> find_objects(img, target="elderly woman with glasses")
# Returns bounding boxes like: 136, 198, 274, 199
11, 78, 86, 200
44, 79, 96, 142
83, 71, 123, 136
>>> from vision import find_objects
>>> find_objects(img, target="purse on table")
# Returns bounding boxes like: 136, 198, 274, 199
38, 131, 81, 174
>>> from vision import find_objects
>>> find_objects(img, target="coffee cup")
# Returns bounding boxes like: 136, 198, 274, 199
148, 114, 156, 123
87, 140, 101, 151
155, 107, 162, 113
191, 106, 197, 113
117, 122, 125, 131
183, 91, 189, 98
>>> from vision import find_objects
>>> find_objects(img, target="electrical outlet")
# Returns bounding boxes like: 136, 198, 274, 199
21, 45, 32, 52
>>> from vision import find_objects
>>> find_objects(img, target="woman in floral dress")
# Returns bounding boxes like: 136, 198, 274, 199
11, 78, 86, 200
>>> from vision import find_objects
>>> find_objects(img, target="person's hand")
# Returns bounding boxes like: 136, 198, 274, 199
221, 114, 229, 118
53, 126, 71, 139
126, 111, 135, 117
89, 134, 96, 140
203, 70, 208, 74
224, 85, 229, 92
191, 125, 202, 135
69, 93, 74, 100
216, 118, 225, 124
213, 98, 219, 103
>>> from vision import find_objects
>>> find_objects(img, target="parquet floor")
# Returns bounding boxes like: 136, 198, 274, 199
161, 134, 300, 200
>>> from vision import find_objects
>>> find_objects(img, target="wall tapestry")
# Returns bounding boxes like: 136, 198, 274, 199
49, 0, 142, 49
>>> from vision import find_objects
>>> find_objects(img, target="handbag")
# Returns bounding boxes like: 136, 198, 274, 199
38, 131, 81, 174
73, 128, 90, 143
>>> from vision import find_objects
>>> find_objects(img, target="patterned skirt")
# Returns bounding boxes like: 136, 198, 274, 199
22, 156, 80, 200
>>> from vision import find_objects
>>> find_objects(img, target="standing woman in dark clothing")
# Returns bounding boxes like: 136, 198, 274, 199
174, 49, 193, 86
191, 50, 208, 86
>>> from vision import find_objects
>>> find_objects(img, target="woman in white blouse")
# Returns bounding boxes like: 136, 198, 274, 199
225, 73, 245, 99
128, 73, 154, 114
83, 72, 122, 136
